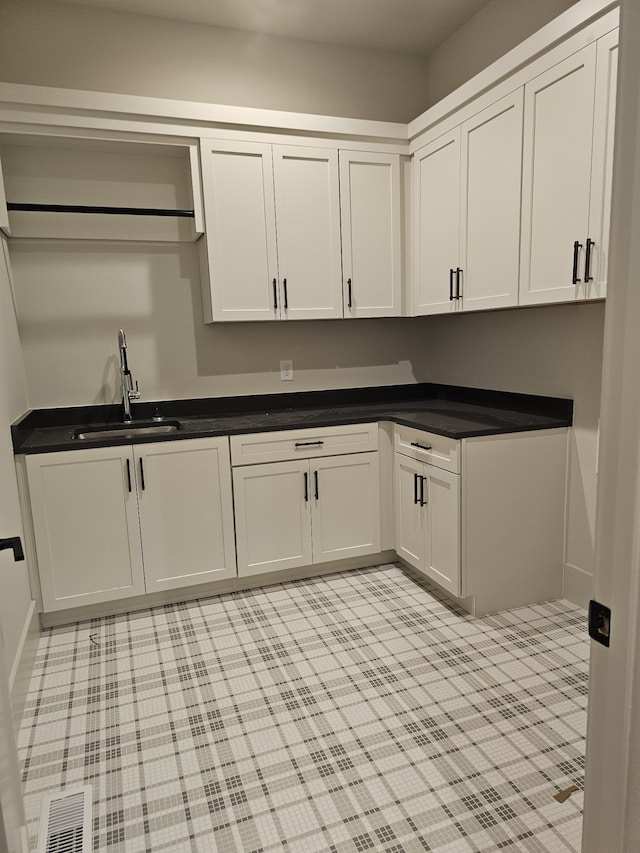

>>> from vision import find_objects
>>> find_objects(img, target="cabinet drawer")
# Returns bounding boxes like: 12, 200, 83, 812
394, 424, 460, 473
231, 423, 378, 466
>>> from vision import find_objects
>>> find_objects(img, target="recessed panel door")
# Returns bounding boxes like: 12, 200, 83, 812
460, 90, 523, 311
233, 459, 312, 576
26, 447, 145, 611
394, 454, 426, 572
136, 437, 236, 592
519, 44, 597, 305
413, 128, 461, 315
201, 140, 279, 321
273, 145, 343, 319
424, 466, 461, 596
311, 452, 380, 563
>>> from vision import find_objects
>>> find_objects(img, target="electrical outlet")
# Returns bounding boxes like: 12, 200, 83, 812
280, 360, 294, 381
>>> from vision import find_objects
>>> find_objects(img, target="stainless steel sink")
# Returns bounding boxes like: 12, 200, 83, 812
72, 420, 182, 440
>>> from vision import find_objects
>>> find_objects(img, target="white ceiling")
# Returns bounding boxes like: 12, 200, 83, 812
56, 0, 493, 55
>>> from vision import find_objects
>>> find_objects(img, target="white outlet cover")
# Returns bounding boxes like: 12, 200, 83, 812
280, 360, 294, 380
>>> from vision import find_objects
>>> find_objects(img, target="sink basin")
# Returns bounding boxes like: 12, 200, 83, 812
72, 420, 182, 440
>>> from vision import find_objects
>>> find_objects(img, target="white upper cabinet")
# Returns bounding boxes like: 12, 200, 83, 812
586, 29, 619, 300
459, 90, 523, 311
413, 128, 461, 315
201, 141, 343, 321
519, 44, 598, 305
200, 140, 279, 322
272, 145, 343, 320
412, 90, 522, 315
339, 151, 402, 317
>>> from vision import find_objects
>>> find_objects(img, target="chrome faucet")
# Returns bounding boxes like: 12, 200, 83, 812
117, 329, 141, 422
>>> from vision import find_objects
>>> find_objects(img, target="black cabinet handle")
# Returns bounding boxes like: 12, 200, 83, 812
572, 240, 583, 284
314, 470, 319, 500
410, 441, 432, 452
347, 278, 352, 309
413, 472, 419, 505
456, 268, 462, 299
273, 278, 278, 310
304, 471, 309, 502
449, 268, 455, 301
419, 475, 427, 507
295, 441, 324, 448
0, 537, 24, 562
283, 278, 288, 309
139, 458, 146, 490
585, 238, 595, 283
126, 458, 132, 493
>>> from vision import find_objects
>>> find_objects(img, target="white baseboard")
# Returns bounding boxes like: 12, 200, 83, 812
563, 562, 593, 610
9, 599, 38, 734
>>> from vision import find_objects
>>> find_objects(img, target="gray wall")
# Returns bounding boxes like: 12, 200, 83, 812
424, 0, 579, 107
0, 0, 430, 123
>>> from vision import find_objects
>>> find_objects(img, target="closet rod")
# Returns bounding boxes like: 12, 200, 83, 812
7, 202, 195, 218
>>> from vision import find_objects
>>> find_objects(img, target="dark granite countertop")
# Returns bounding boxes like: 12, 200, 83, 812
11, 383, 573, 455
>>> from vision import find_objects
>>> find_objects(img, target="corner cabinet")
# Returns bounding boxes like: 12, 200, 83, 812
230, 424, 381, 577
412, 90, 523, 316
519, 29, 619, 305
24, 437, 236, 612
393, 424, 568, 616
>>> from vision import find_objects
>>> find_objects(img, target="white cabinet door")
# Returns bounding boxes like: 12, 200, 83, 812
311, 452, 380, 563
519, 44, 598, 305
424, 465, 461, 597
135, 437, 236, 592
26, 447, 145, 611
394, 454, 426, 571
412, 128, 461, 315
273, 145, 343, 319
200, 140, 279, 322
394, 453, 461, 595
586, 29, 619, 300
233, 459, 312, 577
339, 151, 402, 317
460, 90, 523, 311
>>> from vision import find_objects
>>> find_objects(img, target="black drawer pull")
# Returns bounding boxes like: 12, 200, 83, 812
139, 458, 146, 490
347, 278, 352, 309
283, 278, 288, 309
585, 238, 595, 283
572, 240, 583, 284
413, 472, 419, 505
449, 268, 455, 300
314, 470, 319, 500
455, 267, 462, 299
272, 278, 278, 310
410, 442, 432, 452
419, 475, 427, 506
295, 441, 324, 447
126, 458, 132, 492
304, 471, 309, 502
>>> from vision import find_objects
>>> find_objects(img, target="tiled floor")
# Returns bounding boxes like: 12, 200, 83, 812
19, 564, 589, 852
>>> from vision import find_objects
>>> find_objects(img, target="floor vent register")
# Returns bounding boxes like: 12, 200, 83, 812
37, 784, 92, 853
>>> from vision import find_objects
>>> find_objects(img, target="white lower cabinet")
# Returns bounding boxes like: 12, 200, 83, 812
394, 453, 461, 596
25, 436, 236, 612
26, 445, 146, 611
394, 424, 568, 615
135, 438, 237, 592
233, 451, 380, 577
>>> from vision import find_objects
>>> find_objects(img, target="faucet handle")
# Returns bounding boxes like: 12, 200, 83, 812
129, 380, 141, 401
